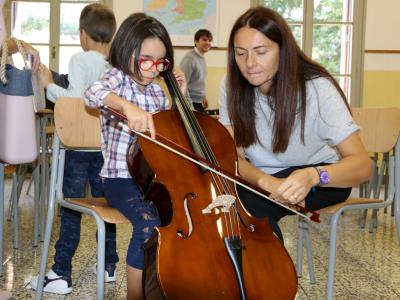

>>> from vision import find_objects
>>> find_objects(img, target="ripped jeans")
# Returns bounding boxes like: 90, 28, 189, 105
102, 178, 161, 269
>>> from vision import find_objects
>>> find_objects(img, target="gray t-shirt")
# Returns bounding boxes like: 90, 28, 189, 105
219, 77, 359, 174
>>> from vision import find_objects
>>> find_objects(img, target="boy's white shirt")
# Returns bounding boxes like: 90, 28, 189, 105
46, 50, 108, 152
46, 50, 108, 102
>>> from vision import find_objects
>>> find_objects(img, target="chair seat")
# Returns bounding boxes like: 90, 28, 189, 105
65, 197, 129, 224
318, 197, 384, 214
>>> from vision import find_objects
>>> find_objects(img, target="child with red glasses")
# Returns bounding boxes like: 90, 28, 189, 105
84, 13, 186, 300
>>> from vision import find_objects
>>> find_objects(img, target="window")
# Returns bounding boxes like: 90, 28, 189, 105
5, 0, 112, 73
256, 0, 366, 105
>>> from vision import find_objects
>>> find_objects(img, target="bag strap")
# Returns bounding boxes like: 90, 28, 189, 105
0, 39, 9, 84
0, 38, 30, 84
14, 39, 30, 68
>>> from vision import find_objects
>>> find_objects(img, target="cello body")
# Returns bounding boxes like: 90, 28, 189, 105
138, 110, 298, 299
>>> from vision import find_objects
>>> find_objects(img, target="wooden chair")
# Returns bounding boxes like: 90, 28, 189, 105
296, 107, 400, 300
35, 98, 129, 300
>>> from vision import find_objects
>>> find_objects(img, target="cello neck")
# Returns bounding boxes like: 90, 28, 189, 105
162, 70, 216, 164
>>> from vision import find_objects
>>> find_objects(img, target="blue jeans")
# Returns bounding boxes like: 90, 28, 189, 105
102, 178, 161, 269
52, 151, 118, 277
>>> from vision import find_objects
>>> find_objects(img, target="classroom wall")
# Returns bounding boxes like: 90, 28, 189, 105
363, 0, 400, 108
113, 1, 400, 109
113, 0, 249, 109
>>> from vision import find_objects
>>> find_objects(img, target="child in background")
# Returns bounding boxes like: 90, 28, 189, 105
180, 28, 213, 112
84, 13, 187, 300
30, 3, 117, 294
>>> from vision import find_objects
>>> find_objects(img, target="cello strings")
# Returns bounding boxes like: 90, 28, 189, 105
163, 71, 239, 238
163, 71, 232, 199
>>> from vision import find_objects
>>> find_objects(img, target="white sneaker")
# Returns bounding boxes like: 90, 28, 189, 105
92, 264, 117, 283
30, 269, 72, 295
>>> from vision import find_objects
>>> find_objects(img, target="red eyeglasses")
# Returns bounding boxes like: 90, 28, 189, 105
138, 57, 170, 72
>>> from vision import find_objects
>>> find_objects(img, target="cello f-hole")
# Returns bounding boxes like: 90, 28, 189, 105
232, 204, 256, 232
176, 192, 196, 239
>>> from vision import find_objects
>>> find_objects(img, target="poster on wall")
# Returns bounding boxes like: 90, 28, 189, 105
143, 0, 218, 46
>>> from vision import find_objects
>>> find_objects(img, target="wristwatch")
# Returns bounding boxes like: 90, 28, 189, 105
315, 166, 330, 185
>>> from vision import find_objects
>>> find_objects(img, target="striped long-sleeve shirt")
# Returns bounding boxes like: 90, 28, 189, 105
84, 67, 169, 178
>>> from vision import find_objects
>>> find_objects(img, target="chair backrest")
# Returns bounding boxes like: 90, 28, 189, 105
54, 97, 101, 149
351, 107, 400, 153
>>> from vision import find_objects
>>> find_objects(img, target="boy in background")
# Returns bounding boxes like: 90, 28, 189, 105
30, 3, 117, 294
180, 29, 213, 112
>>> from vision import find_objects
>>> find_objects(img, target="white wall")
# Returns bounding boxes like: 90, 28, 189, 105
364, 0, 400, 70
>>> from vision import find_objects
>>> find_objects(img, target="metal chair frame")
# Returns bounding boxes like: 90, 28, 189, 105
35, 98, 128, 300
296, 107, 400, 300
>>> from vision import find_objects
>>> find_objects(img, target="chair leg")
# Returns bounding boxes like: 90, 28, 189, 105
26, 174, 34, 196
0, 163, 5, 276
391, 201, 395, 217
15, 164, 27, 202
395, 154, 400, 240
39, 117, 48, 242
94, 215, 106, 300
383, 153, 389, 214
360, 154, 379, 228
395, 139, 400, 240
396, 198, 400, 241
35, 135, 60, 300
7, 171, 17, 221
303, 222, 315, 284
369, 156, 387, 232
32, 164, 40, 247
358, 183, 367, 228
9, 164, 29, 249
296, 218, 304, 278
297, 218, 316, 283
369, 209, 378, 233
326, 212, 341, 300
12, 171, 19, 249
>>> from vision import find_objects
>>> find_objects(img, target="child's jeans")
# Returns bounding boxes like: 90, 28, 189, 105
52, 150, 118, 277
102, 177, 161, 269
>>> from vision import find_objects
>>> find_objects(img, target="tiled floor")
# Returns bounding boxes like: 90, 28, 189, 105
1, 177, 399, 299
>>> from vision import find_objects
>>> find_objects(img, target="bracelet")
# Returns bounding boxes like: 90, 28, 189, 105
314, 166, 330, 185
313, 166, 320, 186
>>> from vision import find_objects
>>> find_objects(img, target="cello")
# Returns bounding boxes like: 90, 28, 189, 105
124, 70, 301, 299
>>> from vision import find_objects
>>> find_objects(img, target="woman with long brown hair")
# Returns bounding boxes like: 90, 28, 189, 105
219, 6, 372, 241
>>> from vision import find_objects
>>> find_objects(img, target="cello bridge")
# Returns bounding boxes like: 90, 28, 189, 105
202, 194, 236, 214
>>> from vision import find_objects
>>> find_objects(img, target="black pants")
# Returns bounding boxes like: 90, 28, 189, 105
192, 102, 205, 112
237, 165, 351, 241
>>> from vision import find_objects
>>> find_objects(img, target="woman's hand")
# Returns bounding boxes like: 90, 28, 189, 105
121, 101, 156, 139
38, 63, 54, 87
202, 97, 209, 109
272, 167, 319, 206
173, 69, 187, 96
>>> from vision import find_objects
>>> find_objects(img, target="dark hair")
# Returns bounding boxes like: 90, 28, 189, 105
194, 29, 213, 42
108, 13, 174, 78
79, 3, 116, 43
227, 6, 349, 153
